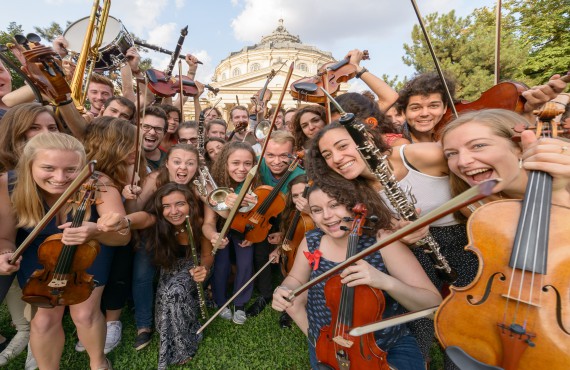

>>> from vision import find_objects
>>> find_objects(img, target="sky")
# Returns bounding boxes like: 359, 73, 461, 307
1, 0, 496, 93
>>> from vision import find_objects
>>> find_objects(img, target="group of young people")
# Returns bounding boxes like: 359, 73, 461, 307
0, 28, 569, 370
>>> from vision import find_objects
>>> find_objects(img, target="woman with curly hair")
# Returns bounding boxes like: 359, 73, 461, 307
292, 105, 327, 151
203, 141, 260, 325
272, 179, 441, 370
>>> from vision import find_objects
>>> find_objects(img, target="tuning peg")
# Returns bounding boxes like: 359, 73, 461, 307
0, 45, 7, 52
14, 35, 29, 50
340, 226, 349, 231
26, 33, 41, 44
366, 215, 379, 223
342, 217, 353, 222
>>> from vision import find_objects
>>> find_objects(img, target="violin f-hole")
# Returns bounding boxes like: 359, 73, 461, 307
467, 272, 505, 305
543, 284, 570, 335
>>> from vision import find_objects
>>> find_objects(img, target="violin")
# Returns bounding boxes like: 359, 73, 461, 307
4, 33, 70, 105
316, 204, 390, 370
173, 75, 220, 97
434, 81, 527, 140
434, 103, 570, 369
290, 51, 369, 103
231, 155, 301, 243
280, 183, 315, 276
22, 174, 101, 308
146, 26, 188, 97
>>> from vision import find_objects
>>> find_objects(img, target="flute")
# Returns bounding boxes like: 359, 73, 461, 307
185, 216, 209, 320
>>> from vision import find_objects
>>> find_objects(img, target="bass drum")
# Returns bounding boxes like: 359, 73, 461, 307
63, 15, 133, 71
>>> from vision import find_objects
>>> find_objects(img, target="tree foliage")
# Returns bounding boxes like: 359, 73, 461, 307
0, 22, 26, 88
400, 1, 569, 100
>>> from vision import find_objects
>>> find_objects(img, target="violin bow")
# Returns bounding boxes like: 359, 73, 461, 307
350, 306, 439, 336
286, 179, 499, 300
9, 161, 97, 264
197, 254, 277, 334
178, 59, 185, 122
130, 75, 145, 191
409, 0, 458, 119
494, 0, 502, 85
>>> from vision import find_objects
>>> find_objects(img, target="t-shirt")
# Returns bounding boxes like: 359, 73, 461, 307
146, 149, 168, 171
258, 158, 305, 195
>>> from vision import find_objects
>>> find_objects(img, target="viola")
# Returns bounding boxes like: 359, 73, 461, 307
146, 26, 188, 97
231, 156, 301, 243
316, 203, 390, 370
280, 183, 314, 276
5, 33, 71, 105
22, 174, 101, 308
290, 51, 369, 103
434, 103, 570, 369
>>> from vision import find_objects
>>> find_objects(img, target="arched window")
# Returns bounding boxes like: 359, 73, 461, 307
232, 68, 241, 77
298, 63, 308, 72
221, 73, 227, 81
250, 63, 260, 72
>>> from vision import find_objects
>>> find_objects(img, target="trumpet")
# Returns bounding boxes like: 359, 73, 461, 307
254, 119, 271, 140
194, 166, 256, 213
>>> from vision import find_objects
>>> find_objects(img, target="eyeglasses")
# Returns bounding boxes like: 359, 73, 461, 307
178, 138, 198, 144
142, 124, 165, 134
265, 154, 290, 161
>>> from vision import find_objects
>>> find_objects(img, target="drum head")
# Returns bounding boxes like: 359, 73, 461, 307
63, 15, 123, 53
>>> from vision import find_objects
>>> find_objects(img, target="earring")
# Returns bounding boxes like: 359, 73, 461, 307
519, 158, 523, 169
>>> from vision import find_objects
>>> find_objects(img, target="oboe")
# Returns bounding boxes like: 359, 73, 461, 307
185, 216, 209, 320
339, 113, 457, 283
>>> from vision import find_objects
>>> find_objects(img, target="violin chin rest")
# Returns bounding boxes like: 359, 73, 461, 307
446, 346, 503, 370
293, 82, 318, 94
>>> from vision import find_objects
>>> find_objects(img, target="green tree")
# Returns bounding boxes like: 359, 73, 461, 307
0, 22, 26, 88
34, 21, 69, 43
505, 0, 570, 85
401, 7, 529, 101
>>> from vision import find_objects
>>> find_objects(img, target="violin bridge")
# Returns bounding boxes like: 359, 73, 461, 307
332, 336, 353, 348
48, 278, 68, 288
500, 294, 541, 308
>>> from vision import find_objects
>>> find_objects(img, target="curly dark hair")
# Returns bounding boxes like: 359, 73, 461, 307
330, 92, 400, 135
292, 105, 327, 151
204, 137, 226, 168
396, 71, 456, 110
306, 179, 392, 236
143, 183, 203, 269
210, 141, 259, 189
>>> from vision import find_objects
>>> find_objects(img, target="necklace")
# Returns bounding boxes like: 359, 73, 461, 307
175, 228, 187, 236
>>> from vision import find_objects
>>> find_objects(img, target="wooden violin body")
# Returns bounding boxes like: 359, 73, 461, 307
290, 51, 369, 103
231, 185, 286, 243
435, 200, 570, 369
435, 82, 527, 140
316, 275, 390, 370
281, 212, 314, 276
22, 234, 100, 308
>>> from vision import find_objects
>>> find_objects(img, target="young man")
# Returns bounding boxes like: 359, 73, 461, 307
142, 106, 168, 170
227, 106, 249, 142
246, 131, 305, 318
101, 96, 136, 121
86, 73, 114, 118
206, 119, 227, 139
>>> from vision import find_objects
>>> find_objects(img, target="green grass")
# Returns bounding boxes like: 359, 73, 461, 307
0, 303, 310, 369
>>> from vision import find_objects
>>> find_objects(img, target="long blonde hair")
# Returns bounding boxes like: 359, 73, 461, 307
12, 132, 85, 229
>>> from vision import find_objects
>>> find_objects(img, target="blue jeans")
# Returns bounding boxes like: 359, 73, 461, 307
132, 238, 156, 330
308, 335, 424, 370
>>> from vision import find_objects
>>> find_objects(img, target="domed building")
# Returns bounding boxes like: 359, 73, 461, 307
202, 19, 348, 126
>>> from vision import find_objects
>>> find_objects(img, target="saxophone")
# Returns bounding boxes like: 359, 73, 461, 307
340, 113, 457, 283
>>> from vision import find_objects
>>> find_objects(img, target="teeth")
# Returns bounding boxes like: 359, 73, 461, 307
465, 168, 489, 176
339, 161, 354, 170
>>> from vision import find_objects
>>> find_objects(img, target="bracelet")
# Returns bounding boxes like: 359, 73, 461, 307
56, 99, 73, 107
117, 217, 131, 235
0, 250, 14, 256
273, 285, 290, 294
355, 67, 368, 79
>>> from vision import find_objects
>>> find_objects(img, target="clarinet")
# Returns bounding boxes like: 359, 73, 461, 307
185, 216, 209, 320
193, 111, 211, 197
340, 114, 458, 283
